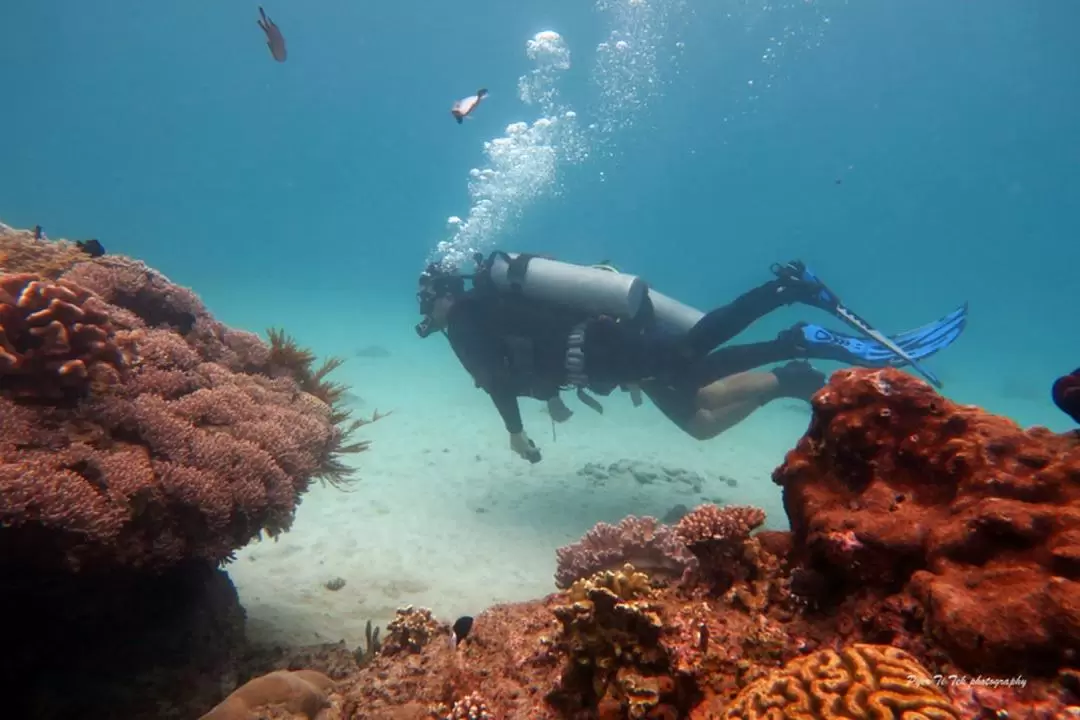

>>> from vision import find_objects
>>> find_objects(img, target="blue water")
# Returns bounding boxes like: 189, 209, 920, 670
2, 0, 1078, 434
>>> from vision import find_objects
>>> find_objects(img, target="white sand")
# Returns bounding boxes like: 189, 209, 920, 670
225, 338, 814, 648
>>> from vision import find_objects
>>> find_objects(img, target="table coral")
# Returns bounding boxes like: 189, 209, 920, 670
0, 273, 128, 400
554, 515, 699, 589
773, 367, 1080, 675
718, 643, 963, 719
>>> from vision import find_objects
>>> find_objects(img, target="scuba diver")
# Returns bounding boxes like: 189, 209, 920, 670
416, 251, 967, 463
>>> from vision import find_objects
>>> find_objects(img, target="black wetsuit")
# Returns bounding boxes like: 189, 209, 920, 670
444, 276, 805, 434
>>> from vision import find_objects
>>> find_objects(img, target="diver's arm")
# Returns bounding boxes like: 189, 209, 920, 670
489, 386, 524, 434
446, 300, 525, 435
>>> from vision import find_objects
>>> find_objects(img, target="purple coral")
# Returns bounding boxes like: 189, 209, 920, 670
554, 515, 699, 589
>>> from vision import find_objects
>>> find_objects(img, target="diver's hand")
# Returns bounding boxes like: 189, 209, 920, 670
510, 431, 542, 463
625, 383, 644, 408
547, 396, 573, 423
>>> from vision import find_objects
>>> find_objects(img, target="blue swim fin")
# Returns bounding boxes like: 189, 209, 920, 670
797, 302, 968, 372
773, 260, 953, 388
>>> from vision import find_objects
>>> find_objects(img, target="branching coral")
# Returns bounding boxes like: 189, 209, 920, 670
0, 273, 129, 401
720, 643, 963, 719
554, 515, 699, 589
674, 504, 766, 591
380, 606, 443, 656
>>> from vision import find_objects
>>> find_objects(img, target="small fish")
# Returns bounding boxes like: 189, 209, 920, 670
33, 225, 44, 241
75, 238, 106, 258
451, 89, 488, 124
449, 615, 474, 650
257, 6, 287, 62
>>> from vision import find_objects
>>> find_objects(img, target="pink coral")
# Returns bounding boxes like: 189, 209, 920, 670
554, 515, 699, 589
63, 256, 207, 333
674, 504, 766, 590
0, 260, 358, 573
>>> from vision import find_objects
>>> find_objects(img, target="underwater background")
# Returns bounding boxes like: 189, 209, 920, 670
3, 0, 1080, 652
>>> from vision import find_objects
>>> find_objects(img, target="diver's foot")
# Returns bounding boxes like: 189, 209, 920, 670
771, 260, 838, 310
771, 360, 827, 402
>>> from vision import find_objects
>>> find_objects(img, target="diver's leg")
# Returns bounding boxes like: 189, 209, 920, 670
642, 364, 825, 441
684, 262, 831, 355
682, 365, 826, 440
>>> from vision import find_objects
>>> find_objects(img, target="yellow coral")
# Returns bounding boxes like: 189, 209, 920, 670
567, 563, 653, 603
722, 643, 963, 719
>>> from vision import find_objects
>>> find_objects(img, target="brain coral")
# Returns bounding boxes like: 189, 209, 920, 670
0, 242, 372, 573
721, 643, 963, 719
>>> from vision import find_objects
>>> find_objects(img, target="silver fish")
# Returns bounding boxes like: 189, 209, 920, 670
451, 88, 488, 124
257, 6, 287, 62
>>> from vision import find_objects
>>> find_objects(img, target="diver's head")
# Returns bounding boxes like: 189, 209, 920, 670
415, 262, 466, 338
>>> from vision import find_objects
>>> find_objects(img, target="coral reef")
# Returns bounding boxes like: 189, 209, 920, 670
554, 515, 699, 589
241, 370, 1080, 720
0, 223, 383, 719
774, 367, 1080, 676
0, 229, 381, 573
0, 223, 90, 278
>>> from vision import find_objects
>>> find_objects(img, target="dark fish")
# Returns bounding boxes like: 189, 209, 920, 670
33, 225, 43, 240
451, 89, 488, 124
1052, 368, 1080, 424
257, 6, 287, 62
449, 615, 474, 649
75, 239, 106, 257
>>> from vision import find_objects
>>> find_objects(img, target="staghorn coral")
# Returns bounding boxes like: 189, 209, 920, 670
773, 367, 1080, 675
381, 606, 444, 655
0, 273, 129, 401
554, 515, 699, 589
674, 504, 766, 591
718, 643, 963, 719
199, 669, 335, 720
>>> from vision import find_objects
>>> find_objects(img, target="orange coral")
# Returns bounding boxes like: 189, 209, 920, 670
0, 273, 128, 401
718, 643, 963, 719
199, 669, 334, 720
774, 367, 1080, 674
